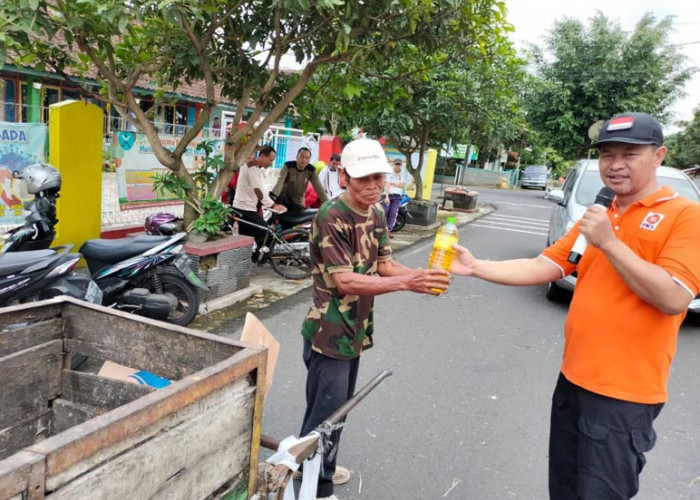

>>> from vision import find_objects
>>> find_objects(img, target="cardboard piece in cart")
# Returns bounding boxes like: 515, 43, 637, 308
240, 312, 280, 397
98, 360, 172, 389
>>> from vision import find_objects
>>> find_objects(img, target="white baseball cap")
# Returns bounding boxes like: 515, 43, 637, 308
341, 138, 392, 178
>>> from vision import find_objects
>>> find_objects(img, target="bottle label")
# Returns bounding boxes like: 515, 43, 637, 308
434, 233, 457, 250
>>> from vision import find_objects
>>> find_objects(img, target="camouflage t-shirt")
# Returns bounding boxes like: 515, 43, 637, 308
301, 195, 392, 360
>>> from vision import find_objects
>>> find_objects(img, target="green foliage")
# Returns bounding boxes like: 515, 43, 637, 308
152, 141, 231, 235
525, 13, 694, 160
293, 2, 526, 198
189, 196, 233, 235
665, 108, 700, 168
1, 0, 498, 221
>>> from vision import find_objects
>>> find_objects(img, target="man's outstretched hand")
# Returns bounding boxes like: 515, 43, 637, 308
450, 244, 477, 277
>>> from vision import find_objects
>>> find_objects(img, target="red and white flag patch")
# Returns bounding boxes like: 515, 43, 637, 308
640, 212, 665, 231
607, 116, 634, 131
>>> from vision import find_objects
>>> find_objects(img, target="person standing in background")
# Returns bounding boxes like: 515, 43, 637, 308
271, 147, 329, 212
382, 158, 406, 236
318, 153, 344, 199
232, 146, 286, 260
211, 116, 221, 137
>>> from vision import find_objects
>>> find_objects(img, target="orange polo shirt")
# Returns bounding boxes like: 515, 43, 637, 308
541, 187, 700, 404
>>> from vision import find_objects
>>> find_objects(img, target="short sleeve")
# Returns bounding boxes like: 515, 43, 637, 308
540, 222, 580, 278
656, 203, 700, 297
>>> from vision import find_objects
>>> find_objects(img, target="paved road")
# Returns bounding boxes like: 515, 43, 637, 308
213, 188, 700, 499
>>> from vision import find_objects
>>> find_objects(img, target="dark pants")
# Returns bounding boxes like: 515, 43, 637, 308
549, 373, 663, 500
275, 190, 306, 212
235, 209, 268, 256
382, 193, 402, 230
300, 339, 360, 497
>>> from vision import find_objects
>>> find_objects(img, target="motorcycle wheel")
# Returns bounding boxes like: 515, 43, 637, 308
392, 211, 406, 233
136, 267, 200, 326
269, 228, 312, 280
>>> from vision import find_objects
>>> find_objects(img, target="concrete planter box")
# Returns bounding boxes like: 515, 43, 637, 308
407, 200, 438, 226
441, 188, 479, 211
185, 234, 254, 300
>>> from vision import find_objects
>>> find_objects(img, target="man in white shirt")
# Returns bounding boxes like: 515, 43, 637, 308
317, 153, 344, 199
232, 146, 286, 259
382, 158, 406, 234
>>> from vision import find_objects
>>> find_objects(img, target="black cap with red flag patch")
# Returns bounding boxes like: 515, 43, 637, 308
593, 112, 663, 148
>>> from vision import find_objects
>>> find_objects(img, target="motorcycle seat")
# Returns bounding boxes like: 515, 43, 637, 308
277, 208, 317, 227
0, 249, 56, 276
80, 235, 171, 270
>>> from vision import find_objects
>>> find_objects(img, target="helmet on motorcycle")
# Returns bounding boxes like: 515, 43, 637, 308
144, 212, 182, 235
17, 163, 61, 195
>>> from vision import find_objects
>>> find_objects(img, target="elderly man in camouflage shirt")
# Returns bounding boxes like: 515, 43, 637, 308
298, 138, 450, 500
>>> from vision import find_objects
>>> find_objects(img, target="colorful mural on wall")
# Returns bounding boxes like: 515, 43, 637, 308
0, 122, 47, 225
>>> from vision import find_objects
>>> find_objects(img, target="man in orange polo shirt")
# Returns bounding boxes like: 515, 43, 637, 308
450, 112, 700, 499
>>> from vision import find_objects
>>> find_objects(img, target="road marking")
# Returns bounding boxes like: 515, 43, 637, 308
469, 223, 548, 236
493, 201, 552, 209
488, 214, 550, 224
480, 219, 549, 231
470, 212, 549, 235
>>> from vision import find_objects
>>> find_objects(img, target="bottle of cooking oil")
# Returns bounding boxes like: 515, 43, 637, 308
428, 217, 459, 272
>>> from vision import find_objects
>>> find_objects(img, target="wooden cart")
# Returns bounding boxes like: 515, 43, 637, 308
0, 296, 266, 500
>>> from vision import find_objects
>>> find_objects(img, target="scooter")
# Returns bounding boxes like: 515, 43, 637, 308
0, 244, 102, 369
4, 164, 206, 326
75, 232, 206, 326
0, 245, 99, 307
392, 194, 412, 233
2, 164, 60, 253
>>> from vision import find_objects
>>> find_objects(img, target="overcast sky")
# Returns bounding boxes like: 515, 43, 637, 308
505, 0, 700, 129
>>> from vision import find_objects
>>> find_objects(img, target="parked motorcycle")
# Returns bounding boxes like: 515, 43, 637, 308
2, 163, 61, 253
392, 194, 412, 233
0, 245, 96, 307
0, 244, 102, 369
77, 232, 206, 326
3, 164, 206, 326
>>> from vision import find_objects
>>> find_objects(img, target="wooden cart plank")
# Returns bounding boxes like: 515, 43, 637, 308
46, 379, 255, 499
59, 371, 153, 411
62, 306, 243, 379
0, 301, 63, 331
0, 410, 52, 462
0, 341, 62, 430
0, 318, 63, 358
51, 400, 97, 436
0, 450, 45, 500
28, 350, 264, 489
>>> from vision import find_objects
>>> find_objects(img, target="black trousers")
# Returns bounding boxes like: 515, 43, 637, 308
300, 339, 360, 497
549, 373, 663, 500
235, 209, 267, 254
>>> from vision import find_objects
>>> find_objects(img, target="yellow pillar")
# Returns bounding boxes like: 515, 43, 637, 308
405, 148, 438, 200
422, 149, 437, 201
49, 100, 103, 249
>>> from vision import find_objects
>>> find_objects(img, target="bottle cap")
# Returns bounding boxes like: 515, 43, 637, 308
446, 217, 457, 224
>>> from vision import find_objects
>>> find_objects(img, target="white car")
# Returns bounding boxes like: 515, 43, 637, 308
545, 159, 700, 318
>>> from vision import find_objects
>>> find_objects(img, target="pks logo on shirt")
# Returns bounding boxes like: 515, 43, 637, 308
640, 212, 665, 231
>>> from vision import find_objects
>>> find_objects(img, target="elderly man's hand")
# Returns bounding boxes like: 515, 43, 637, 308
404, 268, 451, 295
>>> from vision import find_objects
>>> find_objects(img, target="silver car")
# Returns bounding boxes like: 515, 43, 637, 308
520, 164, 549, 190
545, 159, 700, 318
